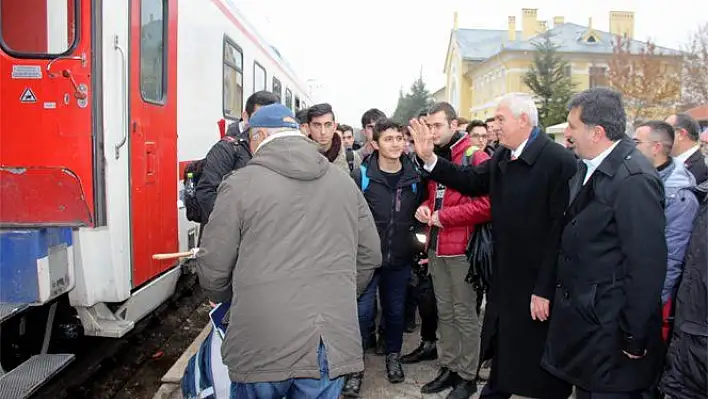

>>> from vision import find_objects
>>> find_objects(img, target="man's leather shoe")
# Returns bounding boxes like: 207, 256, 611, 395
420, 367, 459, 394
401, 341, 438, 364
341, 372, 363, 398
446, 379, 477, 399
385, 353, 405, 383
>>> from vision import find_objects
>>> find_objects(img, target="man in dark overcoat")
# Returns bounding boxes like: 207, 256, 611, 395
541, 88, 668, 398
408, 92, 576, 399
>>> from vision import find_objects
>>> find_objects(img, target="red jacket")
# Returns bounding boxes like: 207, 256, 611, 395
424, 135, 492, 256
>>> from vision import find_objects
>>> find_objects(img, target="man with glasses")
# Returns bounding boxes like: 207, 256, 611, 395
308, 103, 360, 173
466, 120, 489, 150
633, 120, 698, 347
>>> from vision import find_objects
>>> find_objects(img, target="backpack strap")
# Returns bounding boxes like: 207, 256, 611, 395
360, 165, 370, 192
346, 148, 355, 172
461, 145, 479, 167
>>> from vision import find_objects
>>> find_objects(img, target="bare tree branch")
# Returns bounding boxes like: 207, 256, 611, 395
681, 22, 708, 107
608, 35, 682, 122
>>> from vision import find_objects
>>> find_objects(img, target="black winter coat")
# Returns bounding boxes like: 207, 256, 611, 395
660, 182, 708, 399
542, 138, 668, 392
195, 127, 252, 223
352, 152, 425, 267
423, 130, 576, 399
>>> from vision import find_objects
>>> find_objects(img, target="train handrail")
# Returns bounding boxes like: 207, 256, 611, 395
113, 35, 128, 160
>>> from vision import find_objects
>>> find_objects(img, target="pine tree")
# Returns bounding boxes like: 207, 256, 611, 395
523, 33, 575, 128
393, 75, 434, 124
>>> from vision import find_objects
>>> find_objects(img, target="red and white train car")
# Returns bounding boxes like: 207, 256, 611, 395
0, 0, 311, 395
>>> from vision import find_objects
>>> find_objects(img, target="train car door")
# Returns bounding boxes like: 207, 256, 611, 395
128, 0, 178, 287
0, 0, 96, 228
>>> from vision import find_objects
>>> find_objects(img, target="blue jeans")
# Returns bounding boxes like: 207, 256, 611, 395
358, 265, 411, 353
230, 341, 344, 399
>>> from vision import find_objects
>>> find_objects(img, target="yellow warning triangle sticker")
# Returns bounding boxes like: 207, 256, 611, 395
20, 88, 37, 103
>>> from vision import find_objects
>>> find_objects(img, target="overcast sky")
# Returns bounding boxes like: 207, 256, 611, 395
235, 0, 707, 127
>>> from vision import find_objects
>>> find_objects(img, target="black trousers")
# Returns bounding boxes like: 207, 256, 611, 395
416, 274, 438, 342
576, 388, 642, 399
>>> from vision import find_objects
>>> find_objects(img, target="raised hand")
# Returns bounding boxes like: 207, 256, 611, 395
408, 118, 435, 164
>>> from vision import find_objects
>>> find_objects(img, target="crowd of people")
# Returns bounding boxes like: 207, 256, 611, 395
190, 87, 707, 399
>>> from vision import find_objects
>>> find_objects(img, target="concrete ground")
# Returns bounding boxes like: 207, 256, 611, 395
359, 328, 487, 399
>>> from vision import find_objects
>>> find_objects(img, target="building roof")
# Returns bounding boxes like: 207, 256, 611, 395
453, 22, 682, 62
686, 105, 708, 120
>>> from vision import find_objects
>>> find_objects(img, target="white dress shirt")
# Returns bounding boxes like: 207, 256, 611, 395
674, 144, 700, 165
582, 141, 620, 185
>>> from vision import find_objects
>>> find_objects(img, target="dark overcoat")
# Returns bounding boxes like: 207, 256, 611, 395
542, 138, 668, 392
425, 129, 576, 399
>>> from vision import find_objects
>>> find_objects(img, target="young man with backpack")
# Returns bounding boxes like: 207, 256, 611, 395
341, 119, 425, 396
187, 91, 279, 225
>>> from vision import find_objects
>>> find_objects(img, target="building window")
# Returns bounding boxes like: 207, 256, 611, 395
254, 62, 266, 93
564, 65, 572, 78
285, 88, 293, 110
295, 96, 301, 110
589, 66, 608, 88
140, 0, 167, 103
223, 37, 243, 120
272, 77, 282, 102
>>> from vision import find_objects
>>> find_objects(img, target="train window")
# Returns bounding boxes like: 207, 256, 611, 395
272, 77, 282, 102
285, 89, 293, 110
295, 96, 301, 110
223, 37, 243, 120
254, 62, 267, 93
0, 0, 78, 57
140, 0, 167, 103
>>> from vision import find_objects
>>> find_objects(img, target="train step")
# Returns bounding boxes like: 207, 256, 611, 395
0, 303, 29, 323
0, 354, 75, 399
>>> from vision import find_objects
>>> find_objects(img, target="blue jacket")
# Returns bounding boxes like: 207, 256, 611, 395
660, 159, 699, 303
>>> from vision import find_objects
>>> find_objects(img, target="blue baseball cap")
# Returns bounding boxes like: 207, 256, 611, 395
248, 103, 299, 130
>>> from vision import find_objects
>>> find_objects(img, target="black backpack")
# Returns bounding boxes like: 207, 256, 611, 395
183, 136, 239, 223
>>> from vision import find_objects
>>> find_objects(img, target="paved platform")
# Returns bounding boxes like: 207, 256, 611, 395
359, 328, 486, 398
154, 322, 490, 399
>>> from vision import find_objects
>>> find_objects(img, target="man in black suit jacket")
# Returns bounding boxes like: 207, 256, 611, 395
409, 93, 576, 399
542, 88, 667, 398
666, 113, 708, 188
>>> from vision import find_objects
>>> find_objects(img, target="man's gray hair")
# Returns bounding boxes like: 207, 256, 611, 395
497, 92, 539, 127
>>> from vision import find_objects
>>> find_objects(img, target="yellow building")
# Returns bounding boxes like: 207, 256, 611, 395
442, 9, 682, 120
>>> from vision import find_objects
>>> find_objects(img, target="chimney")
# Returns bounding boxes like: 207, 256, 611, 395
508, 16, 516, 41
609, 11, 634, 38
553, 16, 565, 27
521, 8, 538, 39
588, 17, 593, 29
453, 11, 459, 30
537, 20, 548, 33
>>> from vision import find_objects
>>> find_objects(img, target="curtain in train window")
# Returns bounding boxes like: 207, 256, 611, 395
285, 89, 293, 110
223, 39, 243, 119
272, 77, 282, 102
